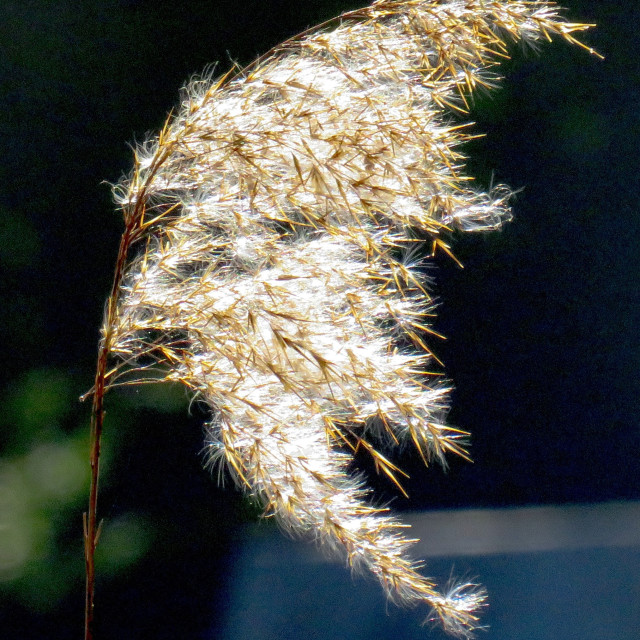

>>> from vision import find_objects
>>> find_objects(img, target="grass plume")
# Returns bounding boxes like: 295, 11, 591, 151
84, 1, 596, 637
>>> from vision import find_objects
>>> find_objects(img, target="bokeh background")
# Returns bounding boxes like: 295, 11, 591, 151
1, 1, 638, 638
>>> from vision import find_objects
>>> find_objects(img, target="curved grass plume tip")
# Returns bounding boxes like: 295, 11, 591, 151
85, 1, 597, 637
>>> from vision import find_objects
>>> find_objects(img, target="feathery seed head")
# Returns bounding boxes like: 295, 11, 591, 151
95, 1, 595, 636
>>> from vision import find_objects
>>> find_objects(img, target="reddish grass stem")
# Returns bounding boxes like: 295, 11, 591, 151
83, 215, 142, 640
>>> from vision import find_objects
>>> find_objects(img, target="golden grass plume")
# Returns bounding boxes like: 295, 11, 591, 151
85, 1, 596, 637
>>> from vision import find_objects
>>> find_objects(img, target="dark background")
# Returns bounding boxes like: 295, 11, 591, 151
0, 1, 637, 638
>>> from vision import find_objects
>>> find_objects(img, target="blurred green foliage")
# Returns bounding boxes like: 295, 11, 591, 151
0, 208, 41, 271
0, 368, 189, 613
0, 369, 87, 610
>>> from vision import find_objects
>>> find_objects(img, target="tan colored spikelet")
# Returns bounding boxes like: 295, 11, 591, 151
85, 1, 596, 637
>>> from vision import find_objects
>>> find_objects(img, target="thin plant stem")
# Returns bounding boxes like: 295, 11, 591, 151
84, 346, 105, 640
83, 213, 145, 640
84, 125, 180, 637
